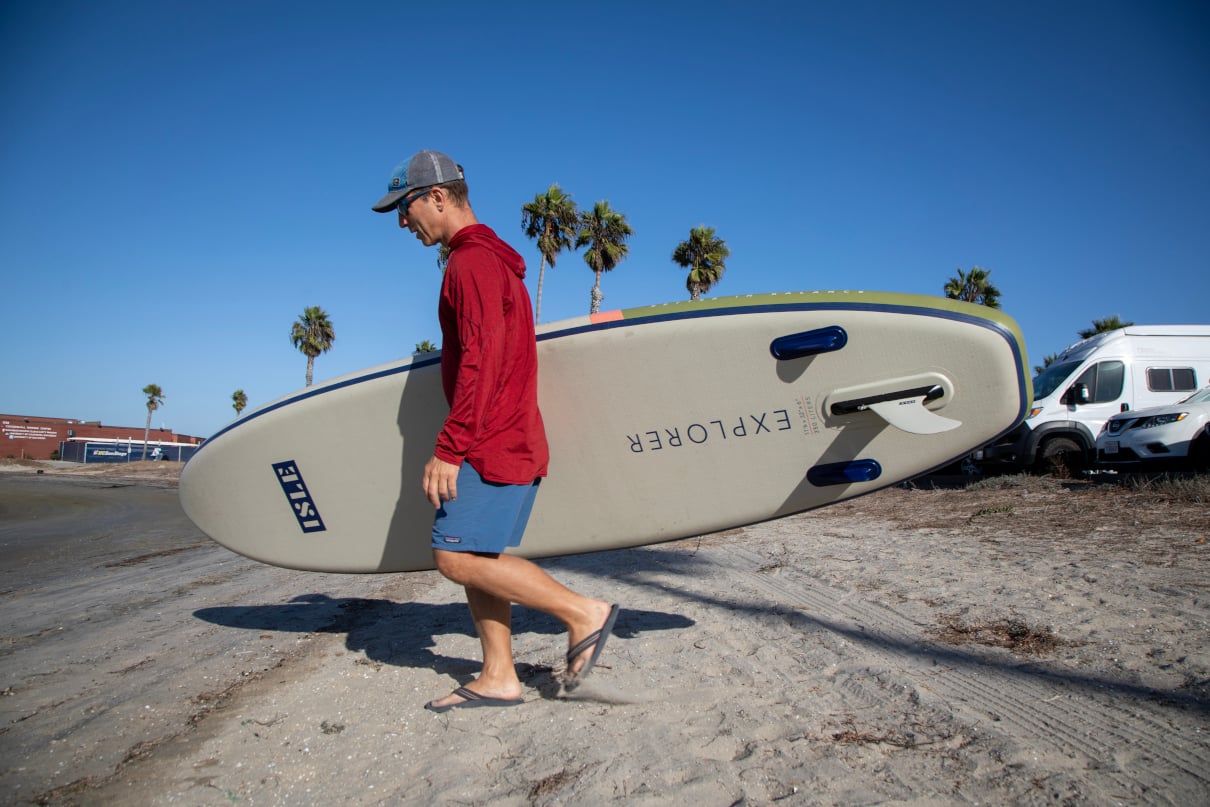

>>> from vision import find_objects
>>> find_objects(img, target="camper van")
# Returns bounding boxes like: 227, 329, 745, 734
975, 325, 1210, 472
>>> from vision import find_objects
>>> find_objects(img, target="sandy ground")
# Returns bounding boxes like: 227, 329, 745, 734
0, 459, 1207, 805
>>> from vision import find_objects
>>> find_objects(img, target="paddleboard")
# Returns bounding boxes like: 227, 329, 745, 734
179, 291, 1031, 573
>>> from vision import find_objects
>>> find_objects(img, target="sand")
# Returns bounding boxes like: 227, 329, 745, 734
0, 460, 1207, 805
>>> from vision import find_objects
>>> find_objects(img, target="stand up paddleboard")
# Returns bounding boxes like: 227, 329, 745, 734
180, 291, 1031, 573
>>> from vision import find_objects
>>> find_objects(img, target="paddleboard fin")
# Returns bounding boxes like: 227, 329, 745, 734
831, 385, 962, 435
770, 326, 847, 360
807, 459, 882, 486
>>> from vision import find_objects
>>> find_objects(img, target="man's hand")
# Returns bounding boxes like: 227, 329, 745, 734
423, 455, 460, 509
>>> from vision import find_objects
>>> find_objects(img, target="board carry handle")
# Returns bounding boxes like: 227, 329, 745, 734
829, 384, 944, 415
807, 459, 882, 486
769, 325, 848, 360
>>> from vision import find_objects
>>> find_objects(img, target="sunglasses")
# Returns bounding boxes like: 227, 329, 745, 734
396, 187, 433, 215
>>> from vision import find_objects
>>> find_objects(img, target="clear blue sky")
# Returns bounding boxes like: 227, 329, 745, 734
2, 1, 1207, 439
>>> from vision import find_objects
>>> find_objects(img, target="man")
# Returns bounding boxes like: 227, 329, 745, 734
373, 150, 619, 712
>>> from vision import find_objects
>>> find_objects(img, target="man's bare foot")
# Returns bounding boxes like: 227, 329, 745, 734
564, 603, 620, 689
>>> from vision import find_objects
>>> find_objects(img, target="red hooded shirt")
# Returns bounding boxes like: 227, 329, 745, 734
433, 224, 549, 483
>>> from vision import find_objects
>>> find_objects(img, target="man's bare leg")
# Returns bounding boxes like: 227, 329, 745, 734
432, 550, 614, 688
425, 585, 523, 709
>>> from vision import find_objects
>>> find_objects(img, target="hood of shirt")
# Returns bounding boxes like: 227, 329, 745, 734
449, 224, 526, 279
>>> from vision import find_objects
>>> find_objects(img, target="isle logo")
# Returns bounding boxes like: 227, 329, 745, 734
272, 460, 326, 533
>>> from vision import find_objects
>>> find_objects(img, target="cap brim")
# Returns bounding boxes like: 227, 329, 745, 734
371, 189, 408, 213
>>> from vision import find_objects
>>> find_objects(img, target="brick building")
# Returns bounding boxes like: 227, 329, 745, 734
1, 414, 204, 462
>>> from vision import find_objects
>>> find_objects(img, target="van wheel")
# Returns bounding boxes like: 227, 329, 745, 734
1035, 437, 1084, 476
1191, 432, 1210, 473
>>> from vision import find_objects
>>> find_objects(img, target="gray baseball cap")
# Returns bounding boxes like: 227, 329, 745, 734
371, 150, 465, 213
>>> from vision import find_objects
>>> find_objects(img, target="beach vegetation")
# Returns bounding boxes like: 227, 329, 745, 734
930, 614, 1073, 655
1121, 471, 1209, 504
232, 389, 247, 416
965, 469, 1209, 507
965, 473, 1060, 493
967, 503, 1013, 522
576, 201, 632, 315
672, 225, 731, 301
290, 306, 336, 388
522, 183, 580, 323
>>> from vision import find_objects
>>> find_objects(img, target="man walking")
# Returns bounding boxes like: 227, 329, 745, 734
373, 150, 618, 712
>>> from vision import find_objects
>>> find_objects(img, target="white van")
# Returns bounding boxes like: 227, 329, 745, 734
976, 325, 1210, 472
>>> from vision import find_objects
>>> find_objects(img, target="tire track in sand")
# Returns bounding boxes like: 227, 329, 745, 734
711, 543, 1210, 797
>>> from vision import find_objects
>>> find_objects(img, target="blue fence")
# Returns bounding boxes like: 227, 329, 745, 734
59, 441, 199, 463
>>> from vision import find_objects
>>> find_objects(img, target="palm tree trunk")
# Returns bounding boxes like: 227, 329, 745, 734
306, 356, 315, 387
534, 255, 549, 324
143, 410, 151, 462
590, 272, 604, 314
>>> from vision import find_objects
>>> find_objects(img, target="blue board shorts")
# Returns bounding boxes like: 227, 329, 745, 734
431, 462, 541, 554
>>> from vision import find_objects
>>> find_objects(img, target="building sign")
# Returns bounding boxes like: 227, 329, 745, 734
82, 443, 158, 463
2, 421, 60, 441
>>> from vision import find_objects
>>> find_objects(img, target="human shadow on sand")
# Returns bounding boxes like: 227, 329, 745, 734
195, 595, 692, 697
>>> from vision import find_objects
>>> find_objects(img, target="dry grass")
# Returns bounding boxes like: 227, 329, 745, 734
831, 471, 1209, 544
0, 458, 183, 486
1119, 472, 1210, 504
0, 457, 48, 469
928, 614, 1075, 655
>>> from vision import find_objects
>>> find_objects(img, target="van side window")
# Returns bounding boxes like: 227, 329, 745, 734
1094, 361, 1125, 402
1146, 367, 1197, 392
1073, 360, 1125, 403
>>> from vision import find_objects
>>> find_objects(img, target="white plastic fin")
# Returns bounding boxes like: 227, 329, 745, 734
866, 397, 962, 435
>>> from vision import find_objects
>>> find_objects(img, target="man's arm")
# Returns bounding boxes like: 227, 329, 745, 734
433, 251, 506, 467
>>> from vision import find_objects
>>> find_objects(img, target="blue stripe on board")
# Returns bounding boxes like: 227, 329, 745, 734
190, 355, 442, 454
189, 300, 1027, 459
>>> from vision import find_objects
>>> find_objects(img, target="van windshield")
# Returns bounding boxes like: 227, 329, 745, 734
1032, 360, 1083, 400
1181, 387, 1210, 405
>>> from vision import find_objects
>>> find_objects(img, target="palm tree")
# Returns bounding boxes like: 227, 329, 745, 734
290, 305, 336, 387
576, 201, 632, 314
521, 184, 580, 323
141, 383, 165, 461
232, 389, 248, 416
437, 245, 451, 273
1032, 354, 1059, 376
1078, 315, 1133, 340
943, 266, 1001, 309
672, 225, 731, 300
414, 339, 439, 354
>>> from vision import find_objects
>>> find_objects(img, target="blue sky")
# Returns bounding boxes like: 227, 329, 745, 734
2, 1, 1207, 439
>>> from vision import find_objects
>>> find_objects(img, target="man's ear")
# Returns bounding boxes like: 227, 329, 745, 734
429, 185, 446, 211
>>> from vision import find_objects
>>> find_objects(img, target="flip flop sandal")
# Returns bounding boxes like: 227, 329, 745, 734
424, 686, 524, 713
564, 603, 620, 691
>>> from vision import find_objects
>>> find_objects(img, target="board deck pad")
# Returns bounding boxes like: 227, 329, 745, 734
179, 291, 1031, 573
